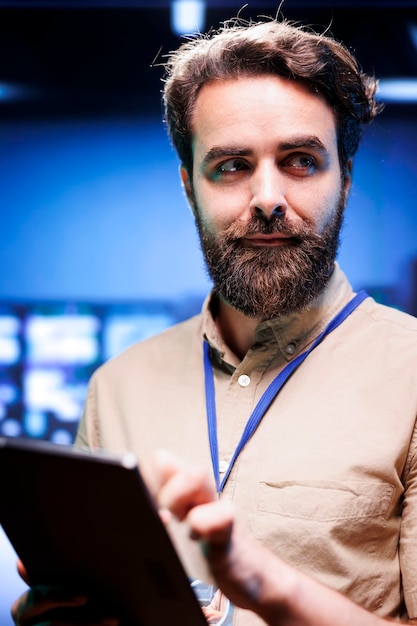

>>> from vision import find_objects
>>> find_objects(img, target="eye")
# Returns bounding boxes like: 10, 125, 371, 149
216, 158, 250, 174
282, 153, 317, 174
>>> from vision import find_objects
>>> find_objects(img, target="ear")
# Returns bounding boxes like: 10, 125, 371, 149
180, 165, 197, 215
342, 159, 353, 201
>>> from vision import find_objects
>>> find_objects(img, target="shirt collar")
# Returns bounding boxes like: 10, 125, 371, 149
202, 263, 355, 370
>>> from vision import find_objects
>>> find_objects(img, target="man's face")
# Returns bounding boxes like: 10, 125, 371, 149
181, 75, 351, 319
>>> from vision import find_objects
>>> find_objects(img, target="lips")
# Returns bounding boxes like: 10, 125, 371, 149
241, 234, 298, 247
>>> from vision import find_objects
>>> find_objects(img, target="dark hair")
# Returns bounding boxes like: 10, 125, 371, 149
162, 18, 382, 176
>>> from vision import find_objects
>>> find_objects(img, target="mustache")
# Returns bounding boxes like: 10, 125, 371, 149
221, 214, 317, 241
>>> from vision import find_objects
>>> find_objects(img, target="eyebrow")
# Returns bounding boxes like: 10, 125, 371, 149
200, 135, 331, 170
279, 135, 330, 155
200, 147, 251, 170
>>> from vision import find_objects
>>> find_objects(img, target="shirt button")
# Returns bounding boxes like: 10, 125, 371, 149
219, 460, 229, 474
238, 374, 251, 387
285, 343, 296, 355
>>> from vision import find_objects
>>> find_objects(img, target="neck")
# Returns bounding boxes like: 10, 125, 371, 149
216, 299, 261, 361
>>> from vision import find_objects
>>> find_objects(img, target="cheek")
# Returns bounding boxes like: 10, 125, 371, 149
194, 183, 249, 232
318, 191, 344, 233
294, 181, 343, 232
195, 209, 230, 239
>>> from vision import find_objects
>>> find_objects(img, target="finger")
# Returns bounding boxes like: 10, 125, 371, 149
16, 559, 32, 586
157, 466, 216, 520
11, 586, 88, 626
152, 449, 185, 493
158, 507, 173, 526
187, 501, 234, 548
152, 450, 216, 520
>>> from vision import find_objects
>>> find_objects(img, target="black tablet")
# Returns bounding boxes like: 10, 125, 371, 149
0, 436, 208, 626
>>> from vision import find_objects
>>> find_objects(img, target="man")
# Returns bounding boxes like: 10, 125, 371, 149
12, 16, 417, 626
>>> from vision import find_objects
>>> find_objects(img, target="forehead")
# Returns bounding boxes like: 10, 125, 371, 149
190, 75, 338, 160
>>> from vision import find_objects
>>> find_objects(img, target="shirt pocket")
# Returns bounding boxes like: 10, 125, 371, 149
258, 479, 395, 521
254, 480, 399, 613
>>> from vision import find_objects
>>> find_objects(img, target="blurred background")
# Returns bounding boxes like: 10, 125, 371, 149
0, 0, 416, 622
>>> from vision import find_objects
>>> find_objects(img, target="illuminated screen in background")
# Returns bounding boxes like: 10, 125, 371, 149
0, 299, 202, 444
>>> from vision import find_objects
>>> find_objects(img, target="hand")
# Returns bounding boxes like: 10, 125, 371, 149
153, 451, 397, 626
202, 605, 224, 623
12, 560, 119, 626
152, 450, 284, 616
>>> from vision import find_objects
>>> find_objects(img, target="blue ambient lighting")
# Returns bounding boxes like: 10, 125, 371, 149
409, 22, 417, 50
171, 0, 205, 36
0, 82, 29, 103
0, 83, 16, 102
377, 78, 417, 103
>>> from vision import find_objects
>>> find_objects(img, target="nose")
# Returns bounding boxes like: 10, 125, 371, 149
254, 205, 285, 218
250, 163, 288, 219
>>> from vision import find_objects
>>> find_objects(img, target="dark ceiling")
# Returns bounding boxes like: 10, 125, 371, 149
0, 0, 416, 119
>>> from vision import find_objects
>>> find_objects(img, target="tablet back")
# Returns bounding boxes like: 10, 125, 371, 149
0, 437, 208, 626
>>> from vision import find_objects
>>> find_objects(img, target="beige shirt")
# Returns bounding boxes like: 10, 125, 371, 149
76, 264, 417, 624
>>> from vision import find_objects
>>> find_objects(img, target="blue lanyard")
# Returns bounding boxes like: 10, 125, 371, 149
204, 290, 368, 493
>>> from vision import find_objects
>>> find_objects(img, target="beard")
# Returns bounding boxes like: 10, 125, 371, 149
195, 197, 345, 320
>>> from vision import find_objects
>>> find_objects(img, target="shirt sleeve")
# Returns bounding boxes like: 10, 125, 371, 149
399, 414, 417, 618
74, 372, 100, 450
